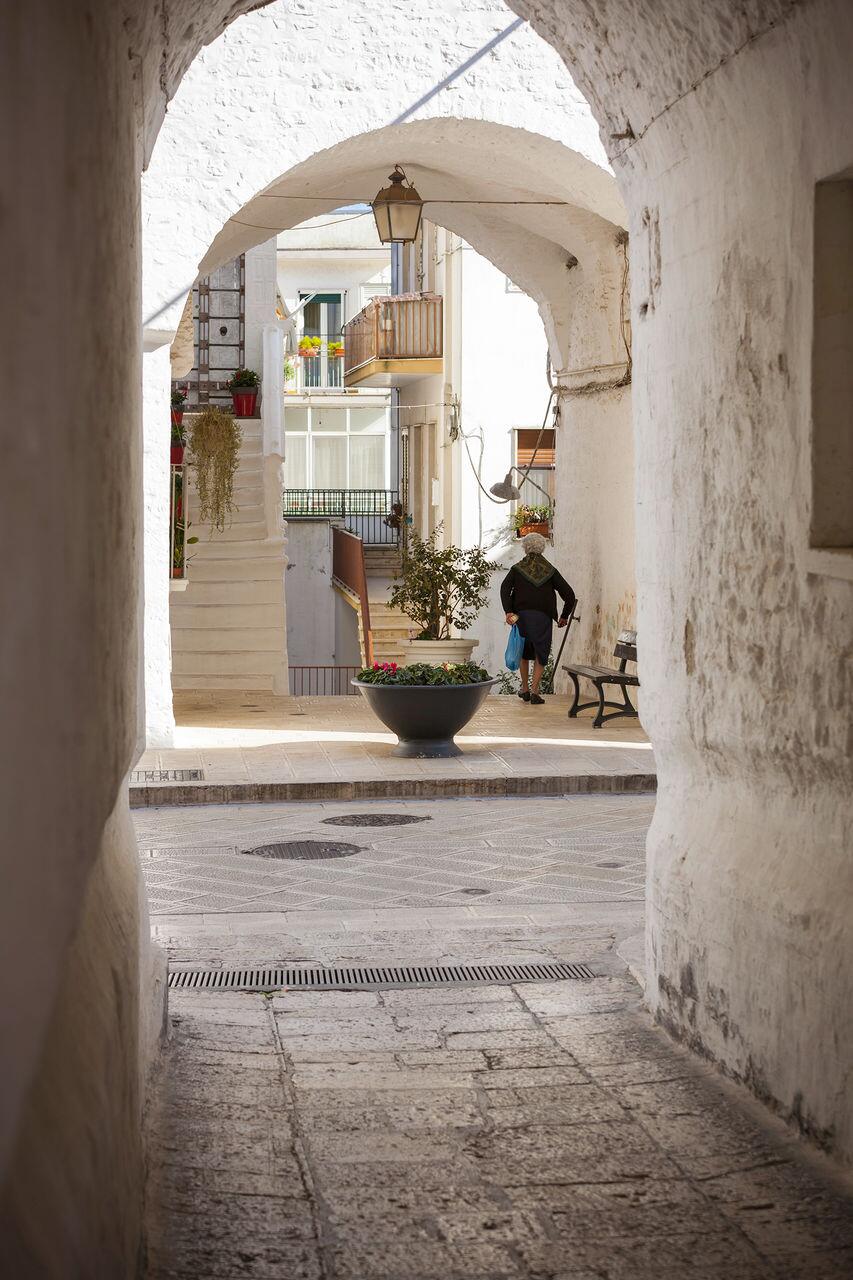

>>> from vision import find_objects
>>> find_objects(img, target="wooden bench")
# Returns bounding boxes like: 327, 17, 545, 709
563, 629, 639, 728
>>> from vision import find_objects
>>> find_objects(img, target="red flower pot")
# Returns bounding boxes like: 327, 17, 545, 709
231, 388, 258, 416
170, 408, 184, 427
170, 444, 185, 465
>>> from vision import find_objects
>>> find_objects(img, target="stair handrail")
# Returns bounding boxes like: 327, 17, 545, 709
332, 526, 373, 667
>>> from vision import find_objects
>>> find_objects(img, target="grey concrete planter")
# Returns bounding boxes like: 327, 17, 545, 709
352, 678, 499, 758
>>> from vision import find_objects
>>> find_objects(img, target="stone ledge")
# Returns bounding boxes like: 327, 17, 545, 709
129, 773, 657, 807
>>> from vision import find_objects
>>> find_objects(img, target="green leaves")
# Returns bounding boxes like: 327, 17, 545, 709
388, 525, 499, 639
356, 661, 492, 686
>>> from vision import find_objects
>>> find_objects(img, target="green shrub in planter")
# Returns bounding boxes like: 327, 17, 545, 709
357, 660, 492, 686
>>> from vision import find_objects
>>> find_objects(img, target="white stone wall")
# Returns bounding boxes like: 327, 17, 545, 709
514, 0, 853, 1162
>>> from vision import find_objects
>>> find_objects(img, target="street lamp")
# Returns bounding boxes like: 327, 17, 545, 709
371, 165, 424, 244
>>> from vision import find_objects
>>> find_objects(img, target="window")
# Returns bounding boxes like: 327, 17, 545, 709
299, 292, 344, 389
514, 428, 556, 506
811, 173, 853, 576
360, 282, 390, 309
284, 402, 390, 491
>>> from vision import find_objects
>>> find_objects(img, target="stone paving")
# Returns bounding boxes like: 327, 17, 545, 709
141, 794, 853, 1279
146, 971, 853, 1279
134, 795, 650, 917
132, 692, 654, 805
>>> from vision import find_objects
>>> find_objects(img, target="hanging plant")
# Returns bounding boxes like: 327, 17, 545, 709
187, 406, 242, 533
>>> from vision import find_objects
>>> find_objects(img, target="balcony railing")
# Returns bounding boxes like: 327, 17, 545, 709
343, 294, 442, 376
283, 488, 402, 545
294, 334, 345, 391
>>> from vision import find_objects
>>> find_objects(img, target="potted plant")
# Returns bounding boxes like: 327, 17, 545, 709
514, 503, 553, 538
170, 414, 186, 464
187, 406, 242, 533
388, 525, 499, 664
298, 336, 322, 358
225, 368, 259, 416
283, 356, 296, 392
352, 661, 497, 757
171, 385, 187, 427
327, 339, 344, 360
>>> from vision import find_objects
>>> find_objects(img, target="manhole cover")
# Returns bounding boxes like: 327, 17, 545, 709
241, 840, 361, 861
596, 861, 625, 868
459, 887, 490, 896
321, 813, 431, 828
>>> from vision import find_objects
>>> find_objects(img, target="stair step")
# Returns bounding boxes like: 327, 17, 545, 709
172, 650, 284, 677
170, 627, 285, 653
190, 537, 285, 560
188, 504, 265, 526
187, 556, 285, 582
195, 520, 269, 542
172, 673, 275, 691
181, 579, 284, 606
171, 604, 285, 630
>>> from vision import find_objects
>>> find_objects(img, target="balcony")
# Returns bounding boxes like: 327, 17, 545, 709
283, 488, 402, 545
343, 294, 442, 388
291, 334, 345, 392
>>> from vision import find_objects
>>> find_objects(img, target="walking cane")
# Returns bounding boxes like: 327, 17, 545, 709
542, 602, 580, 695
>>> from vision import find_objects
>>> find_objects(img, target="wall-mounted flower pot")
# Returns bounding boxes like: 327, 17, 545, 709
170, 408, 184, 427
353, 677, 498, 758
299, 350, 319, 358
517, 522, 550, 538
231, 388, 258, 416
170, 444, 185, 465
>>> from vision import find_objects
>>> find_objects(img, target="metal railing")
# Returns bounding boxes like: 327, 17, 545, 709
283, 488, 402, 545
332, 526, 373, 667
288, 666, 360, 696
343, 295, 442, 375
296, 333, 345, 390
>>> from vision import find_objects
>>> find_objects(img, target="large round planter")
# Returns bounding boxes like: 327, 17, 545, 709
231, 388, 258, 416
353, 678, 499, 757
401, 638, 478, 665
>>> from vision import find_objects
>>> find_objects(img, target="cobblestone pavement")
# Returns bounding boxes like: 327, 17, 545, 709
146, 974, 853, 1279
142, 798, 853, 1277
134, 795, 650, 916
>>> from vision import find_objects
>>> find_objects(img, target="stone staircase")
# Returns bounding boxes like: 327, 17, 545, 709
170, 422, 288, 692
361, 541, 413, 665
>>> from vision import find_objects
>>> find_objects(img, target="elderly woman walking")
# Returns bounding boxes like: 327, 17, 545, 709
500, 532, 576, 704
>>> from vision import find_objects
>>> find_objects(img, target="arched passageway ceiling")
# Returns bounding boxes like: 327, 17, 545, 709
200, 119, 625, 274
142, 0, 622, 332
196, 119, 626, 371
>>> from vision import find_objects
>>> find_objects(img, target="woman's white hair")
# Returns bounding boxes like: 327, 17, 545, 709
521, 532, 547, 555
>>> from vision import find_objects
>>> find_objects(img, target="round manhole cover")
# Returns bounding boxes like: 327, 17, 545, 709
321, 813, 432, 828
241, 841, 362, 861
596, 861, 625, 868
459, 887, 490, 896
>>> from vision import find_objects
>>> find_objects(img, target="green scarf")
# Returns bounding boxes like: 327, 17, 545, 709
515, 553, 555, 587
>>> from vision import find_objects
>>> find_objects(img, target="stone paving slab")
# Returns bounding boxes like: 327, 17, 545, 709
132, 692, 654, 805
145, 968, 853, 1280
134, 794, 651, 916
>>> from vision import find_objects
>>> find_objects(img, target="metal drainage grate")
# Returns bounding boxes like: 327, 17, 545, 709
168, 960, 594, 992
241, 840, 362, 861
321, 813, 432, 828
130, 768, 205, 784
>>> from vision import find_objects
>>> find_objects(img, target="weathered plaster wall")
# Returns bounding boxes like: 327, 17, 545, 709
285, 521, 335, 667
142, 344, 177, 748
515, 0, 853, 1161
0, 0, 167, 1263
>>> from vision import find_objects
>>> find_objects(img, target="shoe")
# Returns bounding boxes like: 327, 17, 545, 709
518, 690, 531, 702
530, 694, 545, 705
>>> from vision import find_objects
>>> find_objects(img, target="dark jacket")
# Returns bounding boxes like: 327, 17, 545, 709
500, 555, 576, 622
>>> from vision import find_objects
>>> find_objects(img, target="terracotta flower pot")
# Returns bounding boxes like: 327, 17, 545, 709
231, 388, 258, 416
517, 522, 550, 538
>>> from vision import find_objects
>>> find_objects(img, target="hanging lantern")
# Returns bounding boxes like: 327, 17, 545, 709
371, 165, 424, 244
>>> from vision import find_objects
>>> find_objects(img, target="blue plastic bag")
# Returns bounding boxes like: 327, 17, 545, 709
504, 623, 524, 672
